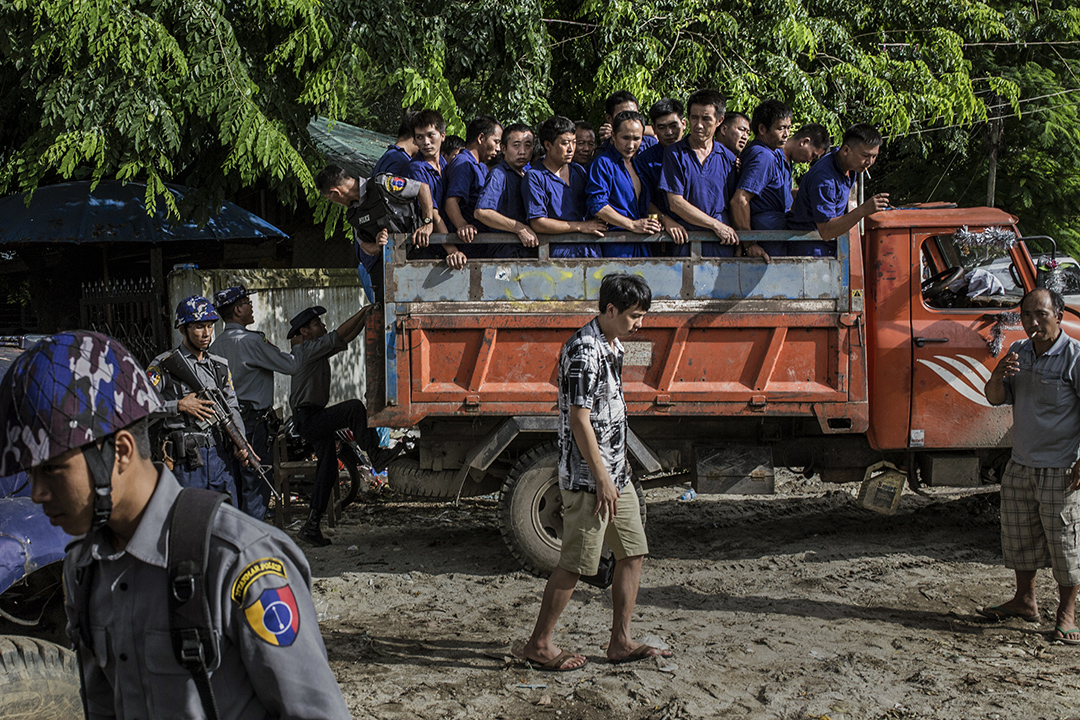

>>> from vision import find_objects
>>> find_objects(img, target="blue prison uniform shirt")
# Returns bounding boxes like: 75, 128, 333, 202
586, 143, 651, 258
786, 149, 853, 256
444, 150, 488, 229
523, 162, 599, 258
476, 160, 528, 224
407, 155, 447, 214
636, 141, 667, 214
373, 145, 412, 177
658, 138, 739, 257
738, 140, 793, 256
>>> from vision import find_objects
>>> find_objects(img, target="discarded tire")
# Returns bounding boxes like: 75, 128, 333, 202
0, 635, 82, 720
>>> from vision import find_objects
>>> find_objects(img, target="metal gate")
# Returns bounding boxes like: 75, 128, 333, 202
80, 278, 167, 366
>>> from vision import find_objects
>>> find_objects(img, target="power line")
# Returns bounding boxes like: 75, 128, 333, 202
887, 97, 1080, 140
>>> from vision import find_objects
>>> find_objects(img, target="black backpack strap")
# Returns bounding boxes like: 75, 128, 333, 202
168, 488, 227, 720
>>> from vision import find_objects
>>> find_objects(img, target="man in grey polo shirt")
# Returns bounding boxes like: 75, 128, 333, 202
288, 304, 399, 546
982, 288, 1080, 645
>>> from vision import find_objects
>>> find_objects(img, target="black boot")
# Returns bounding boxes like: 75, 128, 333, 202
297, 510, 330, 547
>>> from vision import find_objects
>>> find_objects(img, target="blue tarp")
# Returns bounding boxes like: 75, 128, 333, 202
0, 180, 288, 245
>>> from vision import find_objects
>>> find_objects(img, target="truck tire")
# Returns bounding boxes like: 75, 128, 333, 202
386, 457, 501, 499
498, 441, 647, 578
0, 636, 81, 720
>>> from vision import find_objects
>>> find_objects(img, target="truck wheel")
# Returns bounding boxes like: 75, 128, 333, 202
387, 458, 462, 499
0, 636, 81, 720
499, 442, 563, 577
499, 442, 649, 578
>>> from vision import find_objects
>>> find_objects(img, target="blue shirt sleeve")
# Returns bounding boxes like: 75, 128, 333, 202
407, 160, 440, 211
586, 154, 616, 218
809, 178, 845, 224
444, 156, 475, 202
658, 145, 687, 196
476, 168, 507, 212
737, 146, 771, 196
523, 171, 548, 220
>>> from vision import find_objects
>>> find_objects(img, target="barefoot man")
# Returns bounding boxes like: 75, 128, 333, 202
516, 274, 673, 670
982, 288, 1080, 645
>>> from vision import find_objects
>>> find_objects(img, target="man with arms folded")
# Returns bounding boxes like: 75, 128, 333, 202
586, 110, 663, 258
473, 123, 537, 254
659, 89, 740, 257
408, 108, 466, 268
444, 115, 502, 257
982, 288, 1080, 645
785, 123, 889, 256
515, 274, 673, 670
522, 115, 606, 259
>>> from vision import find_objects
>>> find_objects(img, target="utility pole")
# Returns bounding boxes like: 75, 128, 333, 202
986, 97, 1004, 208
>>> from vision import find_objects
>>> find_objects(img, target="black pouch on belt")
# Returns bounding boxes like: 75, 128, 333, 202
183, 435, 206, 471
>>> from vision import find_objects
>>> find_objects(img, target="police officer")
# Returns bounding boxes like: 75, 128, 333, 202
0, 331, 351, 719
146, 295, 245, 505
210, 285, 302, 520
289, 304, 400, 546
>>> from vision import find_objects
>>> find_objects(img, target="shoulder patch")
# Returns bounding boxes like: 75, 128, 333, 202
384, 175, 407, 194
243, 585, 300, 646
147, 366, 162, 387
231, 557, 288, 605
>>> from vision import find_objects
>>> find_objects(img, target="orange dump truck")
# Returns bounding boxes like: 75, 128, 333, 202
366, 207, 1056, 575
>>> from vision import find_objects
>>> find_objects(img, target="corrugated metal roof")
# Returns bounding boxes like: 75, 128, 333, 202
308, 116, 395, 178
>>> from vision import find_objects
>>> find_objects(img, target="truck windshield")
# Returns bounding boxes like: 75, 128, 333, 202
922, 233, 1021, 309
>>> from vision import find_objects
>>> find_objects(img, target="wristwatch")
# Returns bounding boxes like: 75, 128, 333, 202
420, 217, 433, 226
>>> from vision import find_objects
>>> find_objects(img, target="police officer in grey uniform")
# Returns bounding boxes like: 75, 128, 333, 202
0, 331, 351, 720
210, 285, 302, 520
289, 304, 399, 546
147, 295, 245, 506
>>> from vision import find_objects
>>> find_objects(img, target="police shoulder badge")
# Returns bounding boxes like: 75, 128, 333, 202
231, 557, 287, 605
243, 585, 300, 646
383, 175, 407, 194
147, 366, 163, 387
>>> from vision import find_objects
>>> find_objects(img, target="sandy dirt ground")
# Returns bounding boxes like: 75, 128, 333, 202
301, 474, 1080, 720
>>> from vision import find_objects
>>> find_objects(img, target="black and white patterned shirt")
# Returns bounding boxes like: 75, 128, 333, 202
558, 318, 630, 492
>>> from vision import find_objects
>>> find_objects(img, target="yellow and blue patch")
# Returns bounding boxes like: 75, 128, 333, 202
243, 585, 300, 646
384, 175, 407, 193
147, 366, 162, 387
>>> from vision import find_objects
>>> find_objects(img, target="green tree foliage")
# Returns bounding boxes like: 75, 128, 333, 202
0, 0, 355, 218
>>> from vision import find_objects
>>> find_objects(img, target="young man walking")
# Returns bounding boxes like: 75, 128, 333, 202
516, 274, 673, 670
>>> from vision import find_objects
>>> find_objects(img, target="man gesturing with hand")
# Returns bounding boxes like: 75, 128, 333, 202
515, 274, 673, 671
980, 288, 1080, 645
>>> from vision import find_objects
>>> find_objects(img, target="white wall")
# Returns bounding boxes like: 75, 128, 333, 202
167, 268, 368, 416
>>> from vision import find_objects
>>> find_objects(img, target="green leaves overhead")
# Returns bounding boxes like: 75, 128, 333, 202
0, 0, 354, 217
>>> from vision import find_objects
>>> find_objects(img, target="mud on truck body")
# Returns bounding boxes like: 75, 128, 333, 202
366, 206, 1060, 577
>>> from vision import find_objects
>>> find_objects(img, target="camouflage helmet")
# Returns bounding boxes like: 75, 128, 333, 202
212, 285, 254, 312
0, 332, 163, 528
175, 295, 220, 328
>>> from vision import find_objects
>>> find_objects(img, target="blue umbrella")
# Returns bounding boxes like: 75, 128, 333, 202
0, 180, 288, 244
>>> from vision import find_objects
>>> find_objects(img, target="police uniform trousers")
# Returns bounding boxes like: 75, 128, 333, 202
173, 441, 240, 508
292, 400, 379, 516
239, 406, 275, 520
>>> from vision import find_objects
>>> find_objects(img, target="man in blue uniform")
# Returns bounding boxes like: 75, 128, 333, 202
716, 111, 751, 157
596, 90, 658, 151
444, 115, 502, 257
146, 296, 245, 505
659, 89, 740, 257
786, 123, 890, 256
0, 331, 351, 719
408, 108, 465, 269
473, 123, 538, 251
210, 285, 302, 520
372, 110, 418, 177
523, 115, 606, 258
731, 100, 794, 259
637, 99, 689, 251
586, 110, 662, 257
573, 121, 597, 166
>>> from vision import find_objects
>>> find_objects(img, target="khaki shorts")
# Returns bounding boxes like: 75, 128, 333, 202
1000, 460, 1080, 586
559, 482, 648, 575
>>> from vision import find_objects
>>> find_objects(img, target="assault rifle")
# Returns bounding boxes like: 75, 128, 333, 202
158, 351, 281, 501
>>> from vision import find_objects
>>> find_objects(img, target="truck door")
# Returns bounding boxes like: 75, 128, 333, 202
908, 229, 1023, 449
